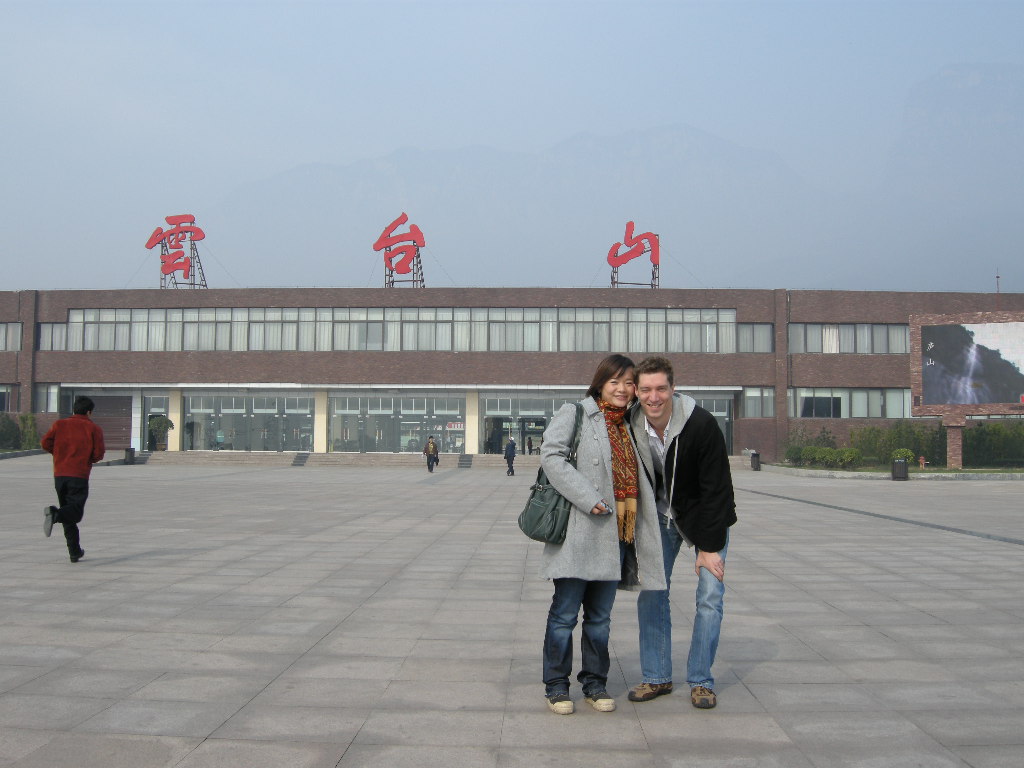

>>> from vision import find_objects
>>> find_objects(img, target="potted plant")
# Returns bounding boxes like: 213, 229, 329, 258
148, 415, 175, 451
891, 447, 914, 480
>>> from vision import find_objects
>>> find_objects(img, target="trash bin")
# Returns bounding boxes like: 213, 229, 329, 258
124, 447, 135, 465
750, 451, 761, 471
891, 458, 908, 480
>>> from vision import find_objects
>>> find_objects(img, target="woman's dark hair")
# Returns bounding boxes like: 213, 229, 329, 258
586, 354, 636, 400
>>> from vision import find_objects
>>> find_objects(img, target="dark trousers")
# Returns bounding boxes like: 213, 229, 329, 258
53, 476, 88, 556
506, 457, 515, 475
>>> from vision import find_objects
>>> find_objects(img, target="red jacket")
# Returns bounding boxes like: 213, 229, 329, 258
41, 414, 105, 479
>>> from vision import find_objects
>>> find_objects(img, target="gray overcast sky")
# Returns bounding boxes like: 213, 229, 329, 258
2, 0, 1022, 292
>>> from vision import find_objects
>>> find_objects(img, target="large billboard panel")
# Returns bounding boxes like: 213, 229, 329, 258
911, 312, 1024, 417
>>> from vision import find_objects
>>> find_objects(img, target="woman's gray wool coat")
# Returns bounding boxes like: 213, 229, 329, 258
538, 398, 666, 590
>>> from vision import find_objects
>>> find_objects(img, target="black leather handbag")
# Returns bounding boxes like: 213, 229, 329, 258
517, 403, 583, 544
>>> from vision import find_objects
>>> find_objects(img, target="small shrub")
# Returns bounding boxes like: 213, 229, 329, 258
0, 413, 20, 449
837, 447, 862, 469
891, 448, 915, 463
785, 445, 803, 464
17, 413, 39, 450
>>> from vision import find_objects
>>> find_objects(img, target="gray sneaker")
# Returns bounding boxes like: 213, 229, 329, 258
43, 506, 55, 538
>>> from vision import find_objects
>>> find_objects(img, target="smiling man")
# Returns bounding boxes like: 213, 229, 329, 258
627, 356, 736, 709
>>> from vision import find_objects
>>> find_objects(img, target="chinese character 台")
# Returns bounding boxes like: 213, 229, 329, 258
373, 212, 425, 274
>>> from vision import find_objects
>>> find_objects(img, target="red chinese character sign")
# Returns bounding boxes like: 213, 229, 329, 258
374, 212, 426, 288
608, 221, 660, 288
145, 214, 209, 289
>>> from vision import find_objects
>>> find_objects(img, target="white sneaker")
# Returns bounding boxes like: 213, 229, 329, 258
585, 691, 616, 712
546, 693, 574, 715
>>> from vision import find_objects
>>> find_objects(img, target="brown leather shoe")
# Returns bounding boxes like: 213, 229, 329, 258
690, 685, 716, 708
628, 682, 673, 702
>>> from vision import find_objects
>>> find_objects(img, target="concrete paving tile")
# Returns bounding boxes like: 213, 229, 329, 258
747, 682, 881, 712
210, 704, 367, 743
0, 727, 57, 763
499, 747, 660, 767
283, 657, 405, 680
252, 677, 389, 708
13, 668, 160, 698
72, 699, 242, 738
396, 657, 511, 683
7, 732, 198, 768
128, 672, 272, 703
172, 738, 347, 768
904, 709, 1024, 746
376, 680, 507, 711
0, 694, 114, 730
0, 667, 48, 694
339, 744, 498, 768
357, 710, 525, 748
950, 745, 1024, 768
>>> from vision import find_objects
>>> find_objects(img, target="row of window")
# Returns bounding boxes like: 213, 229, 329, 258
788, 388, 912, 419
35, 306, 774, 354
788, 323, 909, 354
0, 323, 22, 351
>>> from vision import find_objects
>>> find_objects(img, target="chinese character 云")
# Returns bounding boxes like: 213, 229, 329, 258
373, 212, 425, 274
145, 214, 205, 251
607, 221, 660, 268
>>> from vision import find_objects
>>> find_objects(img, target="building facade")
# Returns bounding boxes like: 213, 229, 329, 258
2, 287, 1020, 461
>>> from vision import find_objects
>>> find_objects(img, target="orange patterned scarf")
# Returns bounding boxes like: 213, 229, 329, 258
597, 399, 639, 542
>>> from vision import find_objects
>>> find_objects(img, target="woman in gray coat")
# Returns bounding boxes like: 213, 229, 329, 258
539, 354, 666, 715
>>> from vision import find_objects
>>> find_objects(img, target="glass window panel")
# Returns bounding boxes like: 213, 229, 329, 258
667, 324, 683, 352
754, 324, 773, 352
889, 325, 908, 353
540, 320, 558, 351
593, 322, 610, 351
97, 324, 115, 350
822, 324, 839, 353
131, 322, 148, 351
489, 323, 505, 351
435, 322, 452, 351
198, 322, 216, 350
701, 323, 717, 353
763, 387, 775, 417
417, 322, 433, 349
718, 309, 736, 322
265, 322, 283, 350
402, 323, 418, 350
575, 323, 593, 351
788, 323, 805, 353
610, 308, 627, 321
471, 321, 488, 350
867, 389, 883, 417
216, 322, 231, 350
805, 323, 823, 353
682, 323, 700, 352
166, 320, 183, 350
855, 323, 872, 352
489, 308, 505, 320
249, 323, 265, 350
149, 322, 166, 351
524, 323, 540, 351
559, 323, 574, 351
718, 321, 736, 353
281, 322, 298, 351
454, 321, 471, 351
367, 322, 383, 351
851, 389, 868, 417
738, 324, 754, 353
884, 389, 904, 418
314, 321, 331, 350
523, 308, 540, 321
436, 308, 453, 321
743, 388, 762, 417
647, 321, 665, 352
872, 325, 888, 353
183, 324, 199, 351
839, 324, 856, 352
385, 320, 401, 350
506, 322, 524, 351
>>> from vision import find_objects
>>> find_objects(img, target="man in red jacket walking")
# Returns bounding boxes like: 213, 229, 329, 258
41, 396, 105, 563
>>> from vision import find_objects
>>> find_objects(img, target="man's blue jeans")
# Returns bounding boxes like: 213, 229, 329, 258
543, 577, 618, 697
636, 519, 728, 689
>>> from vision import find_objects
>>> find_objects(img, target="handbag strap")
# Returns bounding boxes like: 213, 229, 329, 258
566, 402, 583, 466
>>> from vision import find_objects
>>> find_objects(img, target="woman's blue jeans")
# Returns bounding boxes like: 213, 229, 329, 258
636, 521, 728, 689
542, 577, 619, 697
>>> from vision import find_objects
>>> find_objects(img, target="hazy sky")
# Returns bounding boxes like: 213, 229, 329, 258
2, 0, 1022, 292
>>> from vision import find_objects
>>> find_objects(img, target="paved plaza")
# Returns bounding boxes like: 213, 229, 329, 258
1, 453, 1023, 767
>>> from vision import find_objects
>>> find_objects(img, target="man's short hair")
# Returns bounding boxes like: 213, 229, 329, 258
72, 396, 95, 415
634, 356, 674, 388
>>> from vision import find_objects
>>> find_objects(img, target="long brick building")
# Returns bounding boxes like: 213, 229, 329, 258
2, 287, 1020, 461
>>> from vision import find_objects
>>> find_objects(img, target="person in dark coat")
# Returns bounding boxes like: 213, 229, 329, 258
626, 356, 736, 710
504, 437, 517, 475
41, 396, 105, 563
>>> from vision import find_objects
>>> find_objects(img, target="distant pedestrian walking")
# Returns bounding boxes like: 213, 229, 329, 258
527, 436, 534, 455
41, 396, 105, 563
423, 435, 439, 472
504, 437, 517, 476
